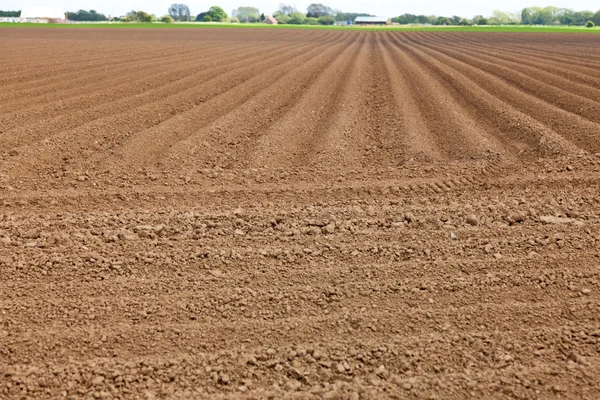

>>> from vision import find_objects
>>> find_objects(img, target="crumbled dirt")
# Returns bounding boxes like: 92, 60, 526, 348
1, 28, 599, 399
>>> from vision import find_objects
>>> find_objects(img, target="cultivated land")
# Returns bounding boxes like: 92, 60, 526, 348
0, 28, 599, 399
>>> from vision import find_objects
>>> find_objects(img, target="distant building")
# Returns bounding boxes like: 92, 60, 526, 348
334, 20, 352, 26
20, 7, 65, 23
263, 16, 278, 25
354, 16, 389, 25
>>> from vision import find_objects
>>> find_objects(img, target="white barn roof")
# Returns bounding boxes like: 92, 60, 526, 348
20, 7, 65, 19
354, 16, 388, 23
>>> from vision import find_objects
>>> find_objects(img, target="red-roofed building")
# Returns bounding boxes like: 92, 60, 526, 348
264, 16, 278, 24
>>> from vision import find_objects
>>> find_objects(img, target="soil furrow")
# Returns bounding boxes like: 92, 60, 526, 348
0, 42, 242, 112
383, 35, 511, 161
392, 33, 584, 157
145, 35, 361, 172
92, 37, 352, 172
0, 41, 293, 134
247, 35, 365, 169
433, 38, 600, 87
400, 33, 600, 154
414, 35, 600, 111
0, 42, 321, 175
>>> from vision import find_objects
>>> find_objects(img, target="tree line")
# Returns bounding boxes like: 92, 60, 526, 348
521, 7, 598, 26
393, 8, 600, 27
3, 4, 599, 27
0, 4, 364, 25
0, 10, 20, 17
65, 10, 108, 21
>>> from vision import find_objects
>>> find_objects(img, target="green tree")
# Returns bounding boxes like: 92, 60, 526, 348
416, 15, 431, 24
306, 3, 333, 18
233, 7, 260, 22
288, 10, 306, 24
593, 11, 600, 26
275, 14, 290, 23
558, 9, 575, 25
126, 10, 152, 22
168, 4, 190, 21
202, 15, 212, 22
0, 10, 21, 17
231, 16, 240, 23
66, 9, 108, 21
317, 15, 335, 25
522, 6, 563, 25
573, 11, 594, 25
161, 15, 174, 23
434, 16, 451, 25
392, 14, 418, 24
521, 7, 540, 24
488, 10, 513, 25
136, 11, 153, 22
542, 6, 560, 24
195, 12, 208, 21
208, 6, 227, 22
473, 16, 488, 25
586, 20, 595, 28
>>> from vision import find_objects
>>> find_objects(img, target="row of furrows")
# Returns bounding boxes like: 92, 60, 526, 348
461, 36, 600, 81
0, 29, 330, 78
147, 32, 600, 169
122, 32, 510, 172
243, 34, 371, 169
0, 28, 336, 93
412, 33, 600, 116
1, 33, 356, 177
0, 30, 334, 102
415, 32, 600, 90
418, 33, 600, 90
390, 33, 596, 155
0, 31, 341, 116
0, 41, 248, 111
0, 33, 352, 177
83, 32, 360, 173
436, 31, 600, 59
2, 31, 599, 180
0, 38, 299, 133
381, 34, 512, 161
0, 41, 195, 86
397, 34, 599, 154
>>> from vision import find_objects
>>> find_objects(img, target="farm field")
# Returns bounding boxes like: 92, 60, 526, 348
0, 27, 599, 399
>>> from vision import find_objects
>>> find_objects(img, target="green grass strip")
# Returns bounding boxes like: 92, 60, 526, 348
1, 22, 599, 33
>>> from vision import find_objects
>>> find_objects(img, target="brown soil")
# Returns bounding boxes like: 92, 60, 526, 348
1, 28, 599, 399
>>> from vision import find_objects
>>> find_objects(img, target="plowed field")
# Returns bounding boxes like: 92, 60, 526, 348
1, 28, 599, 399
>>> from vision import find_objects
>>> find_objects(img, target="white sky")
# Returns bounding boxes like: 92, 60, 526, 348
6, 1, 600, 18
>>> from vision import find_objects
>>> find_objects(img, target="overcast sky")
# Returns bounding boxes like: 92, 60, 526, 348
7, 1, 600, 18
